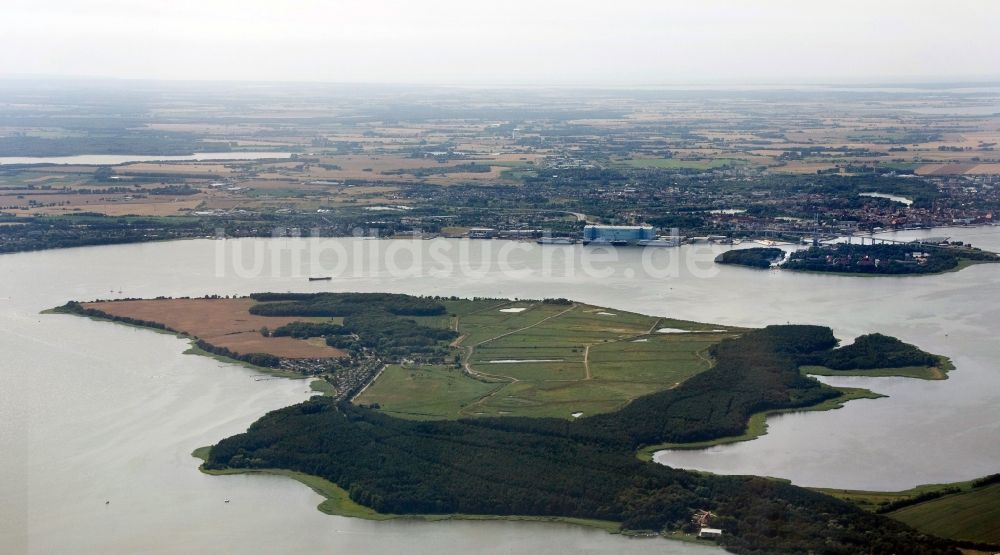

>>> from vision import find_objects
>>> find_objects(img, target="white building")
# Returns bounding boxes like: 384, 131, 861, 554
698, 527, 723, 539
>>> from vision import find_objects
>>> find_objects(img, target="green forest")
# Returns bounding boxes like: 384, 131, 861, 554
808, 333, 939, 370
206, 323, 957, 554
783, 243, 998, 275
715, 247, 785, 269
251, 293, 457, 362
717, 244, 998, 275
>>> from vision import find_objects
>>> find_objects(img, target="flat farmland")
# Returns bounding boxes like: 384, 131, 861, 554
588, 334, 724, 383
116, 162, 237, 176
917, 162, 1000, 175
889, 483, 1000, 544
359, 299, 740, 419
81, 298, 346, 359
353, 364, 499, 419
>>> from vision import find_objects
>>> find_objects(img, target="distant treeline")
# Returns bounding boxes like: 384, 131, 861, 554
251, 293, 456, 362
716, 247, 785, 269
55, 300, 177, 333
270, 321, 348, 338
385, 163, 493, 177
971, 473, 1000, 488
784, 243, 998, 275
207, 324, 955, 554
326, 312, 457, 360
192, 339, 281, 369
148, 185, 200, 196
0, 214, 209, 254
877, 487, 963, 514
808, 333, 939, 370
249, 292, 448, 317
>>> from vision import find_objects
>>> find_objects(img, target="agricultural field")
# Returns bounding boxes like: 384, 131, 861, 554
62, 292, 959, 426
357, 299, 740, 419
4, 82, 1000, 257
817, 478, 1000, 546
889, 482, 1000, 545
79, 298, 346, 359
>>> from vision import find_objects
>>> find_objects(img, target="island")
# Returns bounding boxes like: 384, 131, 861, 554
715, 247, 785, 269
54, 293, 962, 554
717, 242, 999, 276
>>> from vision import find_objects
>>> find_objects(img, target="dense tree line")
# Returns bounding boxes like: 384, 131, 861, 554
56, 301, 283, 368
148, 185, 199, 195
877, 487, 963, 514
811, 333, 939, 370
0, 214, 209, 254
207, 324, 956, 554
971, 473, 1000, 488
192, 339, 281, 368
716, 248, 785, 269
55, 301, 177, 333
384, 163, 493, 176
326, 312, 457, 360
783, 244, 997, 275
249, 292, 448, 317
269, 321, 348, 338
250, 293, 456, 362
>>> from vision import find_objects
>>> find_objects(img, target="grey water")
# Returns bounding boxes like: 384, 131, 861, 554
3, 225, 999, 552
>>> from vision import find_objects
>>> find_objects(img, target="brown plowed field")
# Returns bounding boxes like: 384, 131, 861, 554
83, 298, 346, 359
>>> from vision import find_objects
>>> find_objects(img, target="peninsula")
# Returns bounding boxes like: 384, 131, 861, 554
55, 293, 962, 554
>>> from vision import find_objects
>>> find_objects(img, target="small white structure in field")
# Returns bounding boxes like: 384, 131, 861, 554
698, 528, 723, 539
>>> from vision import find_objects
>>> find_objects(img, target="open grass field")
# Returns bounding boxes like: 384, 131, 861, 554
815, 479, 979, 513
358, 299, 741, 419
815, 479, 1000, 546
888, 483, 1000, 545
82, 298, 346, 359
354, 364, 501, 419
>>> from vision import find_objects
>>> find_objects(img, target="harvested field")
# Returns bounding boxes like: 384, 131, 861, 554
116, 162, 237, 177
82, 298, 346, 359
916, 163, 981, 175
966, 163, 1000, 174
16, 198, 203, 216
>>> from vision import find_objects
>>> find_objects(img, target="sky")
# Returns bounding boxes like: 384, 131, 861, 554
2, 0, 999, 85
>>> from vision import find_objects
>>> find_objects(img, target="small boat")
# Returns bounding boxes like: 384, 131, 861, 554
308, 276, 332, 281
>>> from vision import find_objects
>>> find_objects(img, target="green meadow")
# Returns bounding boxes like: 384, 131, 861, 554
357, 299, 739, 419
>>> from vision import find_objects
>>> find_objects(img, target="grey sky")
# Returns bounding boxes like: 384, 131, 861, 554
2, 0, 998, 85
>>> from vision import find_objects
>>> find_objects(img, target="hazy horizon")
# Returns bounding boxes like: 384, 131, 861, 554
3, 0, 999, 86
